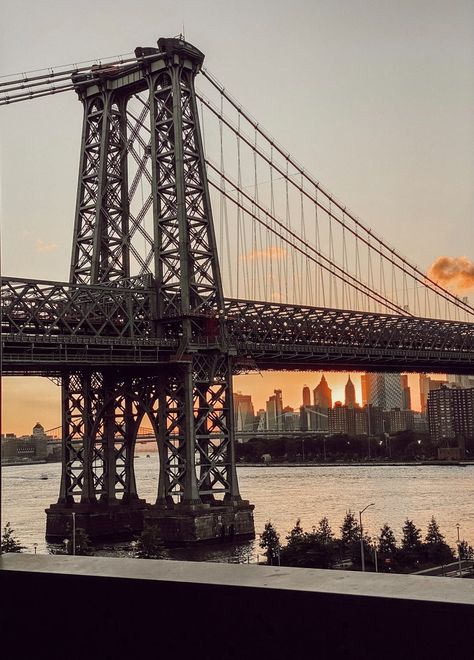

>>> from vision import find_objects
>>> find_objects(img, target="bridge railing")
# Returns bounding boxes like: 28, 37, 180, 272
0, 277, 155, 339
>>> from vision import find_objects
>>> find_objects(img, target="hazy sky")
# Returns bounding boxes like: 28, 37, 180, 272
1, 1, 473, 433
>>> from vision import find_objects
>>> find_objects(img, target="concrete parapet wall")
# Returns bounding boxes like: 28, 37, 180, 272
1, 554, 473, 659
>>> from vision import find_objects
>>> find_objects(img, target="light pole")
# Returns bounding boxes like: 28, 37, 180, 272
72, 511, 76, 556
456, 523, 463, 578
359, 503, 375, 572
373, 542, 378, 573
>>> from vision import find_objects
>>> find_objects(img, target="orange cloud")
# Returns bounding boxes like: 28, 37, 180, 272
427, 256, 474, 292
241, 246, 287, 261
36, 238, 58, 253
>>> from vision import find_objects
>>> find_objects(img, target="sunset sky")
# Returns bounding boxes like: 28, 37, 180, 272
1, 1, 472, 435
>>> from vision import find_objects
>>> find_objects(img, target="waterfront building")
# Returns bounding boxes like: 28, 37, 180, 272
428, 386, 474, 445
386, 408, 414, 433
364, 373, 402, 411
419, 374, 447, 414
344, 376, 356, 407
1, 422, 48, 464
266, 389, 283, 431
413, 411, 428, 433
328, 403, 376, 436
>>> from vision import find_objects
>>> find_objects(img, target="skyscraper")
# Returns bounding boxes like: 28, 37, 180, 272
361, 374, 368, 406
401, 375, 412, 410
233, 392, 255, 432
302, 385, 311, 407
364, 373, 402, 411
266, 389, 283, 431
345, 376, 356, 407
313, 375, 332, 409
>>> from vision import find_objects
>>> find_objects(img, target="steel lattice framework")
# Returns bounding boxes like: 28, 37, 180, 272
1, 37, 473, 542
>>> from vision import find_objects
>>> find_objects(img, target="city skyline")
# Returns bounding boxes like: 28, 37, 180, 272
2, 370, 424, 436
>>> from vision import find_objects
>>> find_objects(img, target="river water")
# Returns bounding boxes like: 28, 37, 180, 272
2, 461, 474, 560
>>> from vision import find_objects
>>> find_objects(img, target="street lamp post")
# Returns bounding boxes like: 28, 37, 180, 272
72, 511, 76, 556
456, 523, 463, 578
359, 503, 375, 572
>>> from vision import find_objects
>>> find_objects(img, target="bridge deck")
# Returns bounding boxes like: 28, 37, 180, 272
1, 278, 473, 374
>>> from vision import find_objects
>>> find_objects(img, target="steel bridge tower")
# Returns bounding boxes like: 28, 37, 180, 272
45, 37, 255, 543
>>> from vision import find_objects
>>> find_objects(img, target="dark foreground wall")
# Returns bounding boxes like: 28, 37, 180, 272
1, 554, 473, 660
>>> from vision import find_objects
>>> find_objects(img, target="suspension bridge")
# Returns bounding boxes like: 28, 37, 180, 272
1, 37, 473, 543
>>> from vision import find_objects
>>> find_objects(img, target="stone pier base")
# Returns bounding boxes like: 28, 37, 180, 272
144, 501, 255, 544
45, 501, 148, 541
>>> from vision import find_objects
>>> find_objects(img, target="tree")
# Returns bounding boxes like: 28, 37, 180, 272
378, 523, 397, 556
424, 517, 445, 545
423, 517, 453, 564
340, 511, 360, 548
259, 521, 281, 565
286, 518, 304, 544
135, 525, 165, 559
458, 540, 474, 560
1, 522, 25, 553
65, 528, 93, 556
315, 517, 334, 544
401, 519, 422, 552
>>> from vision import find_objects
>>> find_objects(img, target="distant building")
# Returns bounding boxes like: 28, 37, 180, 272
302, 386, 311, 408
299, 405, 328, 432
361, 374, 368, 406
328, 403, 381, 436
266, 389, 283, 431
413, 412, 428, 433
386, 408, 414, 434
419, 374, 447, 414
1, 422, 48, 464
447, 374, 474, 390
428, 386, 474, 446
313, 375, 332, 409
364, 373, 402, 411
255, 409, 266, 432
233, 392, 255, 432
345, 376, 356, 407
282, 407, 299, 432
401, 375, 412, 410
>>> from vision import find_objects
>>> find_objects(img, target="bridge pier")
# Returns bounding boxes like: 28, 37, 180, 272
45, 501, 148, 542
144, 501, 255, 544
45, 501, 255, 544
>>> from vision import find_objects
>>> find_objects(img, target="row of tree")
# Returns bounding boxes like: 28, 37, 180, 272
259, 514, 474, 572
236, 431, 448, 463
0, 521, 164, 559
